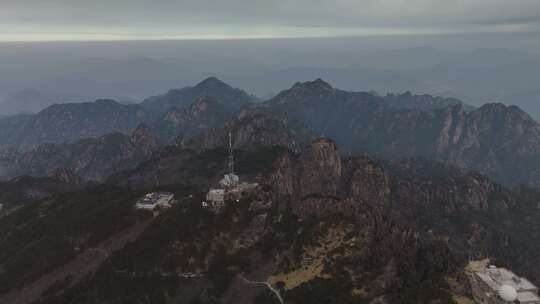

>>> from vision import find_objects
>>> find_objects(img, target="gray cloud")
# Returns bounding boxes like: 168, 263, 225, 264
1, 0, 540, 40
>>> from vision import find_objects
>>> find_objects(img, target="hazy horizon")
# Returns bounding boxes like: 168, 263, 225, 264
1, 32, 540, 119
2, 0, 540, 41
1, 0, 540, 119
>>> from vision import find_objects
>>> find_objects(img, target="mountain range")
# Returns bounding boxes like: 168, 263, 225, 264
266, 79, 540, 188
0, 75, 540, 303
2, 77, 539, 190
2, 40, 540, 119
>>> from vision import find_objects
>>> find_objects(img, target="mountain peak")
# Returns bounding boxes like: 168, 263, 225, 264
268, 78, 335, 105
94, 99, 120, 106
195, 76, 231, 90
478, 102, 529, 117
292, 78, 334, 92
478, 102, 508, 110
143, 77, 254, 114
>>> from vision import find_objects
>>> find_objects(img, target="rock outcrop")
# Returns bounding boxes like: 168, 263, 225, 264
130, 123, 159, 155
268, 138, 390, 207
266, 139, 540, 287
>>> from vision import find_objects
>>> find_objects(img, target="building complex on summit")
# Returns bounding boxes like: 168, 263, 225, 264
204, 131, 257, 212
468, 260, 540, 304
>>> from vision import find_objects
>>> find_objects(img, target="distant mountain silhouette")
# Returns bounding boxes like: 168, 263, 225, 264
142, 77, 257, 114
0, 89, 86, 115
266, 79, 540, 187
1, 78, 540, 189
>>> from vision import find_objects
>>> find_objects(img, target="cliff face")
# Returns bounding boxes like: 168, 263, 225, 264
299, 138, 343, 197
130, 123, 159, 155
268, 138, 390, 207
267, 139, 540, 286
439, 103, 540, 186
388, 171, 540, 287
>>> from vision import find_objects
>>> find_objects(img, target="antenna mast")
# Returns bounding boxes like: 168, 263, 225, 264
228, 131, 234, 175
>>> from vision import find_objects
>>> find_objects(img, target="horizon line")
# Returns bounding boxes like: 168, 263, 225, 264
1, 28, 539, 43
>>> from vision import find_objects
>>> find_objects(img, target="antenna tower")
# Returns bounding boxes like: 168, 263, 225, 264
228, 131, 234, 175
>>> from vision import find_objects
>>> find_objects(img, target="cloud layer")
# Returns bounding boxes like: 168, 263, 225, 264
1, 0, 540, 40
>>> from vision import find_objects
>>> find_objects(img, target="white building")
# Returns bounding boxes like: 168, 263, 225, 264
206, 189, 225, 203
219, 173, 239, 189
135, 192, 175, 211
205, 189, 225, 211
470, 263, 540, 304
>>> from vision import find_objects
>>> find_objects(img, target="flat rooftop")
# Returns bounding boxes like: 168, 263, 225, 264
517, 291, 540, 303
475, 266, 539, 303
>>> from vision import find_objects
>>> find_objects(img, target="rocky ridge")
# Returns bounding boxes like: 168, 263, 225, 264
266, 79, 540, 187
3, 124, 158, 182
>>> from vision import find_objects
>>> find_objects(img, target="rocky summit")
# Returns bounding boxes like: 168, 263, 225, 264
142, 77, 257, 115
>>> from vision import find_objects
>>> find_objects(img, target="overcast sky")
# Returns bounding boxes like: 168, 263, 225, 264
1, 0, 540, 41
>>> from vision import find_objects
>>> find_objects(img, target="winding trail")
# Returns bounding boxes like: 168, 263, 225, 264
238, 274, 284, 304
